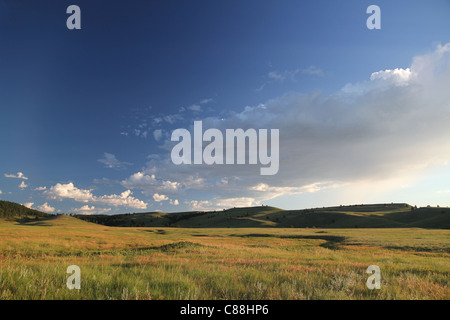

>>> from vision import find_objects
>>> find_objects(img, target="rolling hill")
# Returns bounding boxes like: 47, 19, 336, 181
73, 203, 450, 229
1, 200, 448, 229
0, 200, 52, 219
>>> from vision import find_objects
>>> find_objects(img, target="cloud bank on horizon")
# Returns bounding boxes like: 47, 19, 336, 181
107, 43, 449, 212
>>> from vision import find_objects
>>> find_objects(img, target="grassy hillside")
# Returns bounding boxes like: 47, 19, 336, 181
0, 200, 51, 219
75, 203, 450, 229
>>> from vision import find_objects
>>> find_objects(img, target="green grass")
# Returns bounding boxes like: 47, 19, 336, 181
0, 215, 448, 300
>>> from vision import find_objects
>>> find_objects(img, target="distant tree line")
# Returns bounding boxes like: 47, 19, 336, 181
74, 214, 128, 226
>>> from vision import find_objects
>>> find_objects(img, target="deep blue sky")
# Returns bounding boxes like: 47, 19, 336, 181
1, 1, 450, 214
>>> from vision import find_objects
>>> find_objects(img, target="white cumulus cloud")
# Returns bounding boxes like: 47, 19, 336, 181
215, 197, 258, 208
19, 181, 28, 189
370, 68, 414, 86
186, 200, 213, 211
38, 202, 55, 213
4, 172, 28, 180
43, 182, 148, 210
72, 205, 111, 215
23, 202, 34, 209
121, 172, 181, 195
185, 197, 259, 211
153, 193, 168, 202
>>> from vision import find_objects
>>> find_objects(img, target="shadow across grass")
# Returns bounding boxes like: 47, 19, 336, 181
129, 241, 210, 254
231, 233, 346, 249
142, 229, 167, 235
384, 245, 450, 254
14, 216, 58, 227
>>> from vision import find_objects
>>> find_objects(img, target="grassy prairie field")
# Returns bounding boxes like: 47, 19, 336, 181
0, 214, 448, 300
